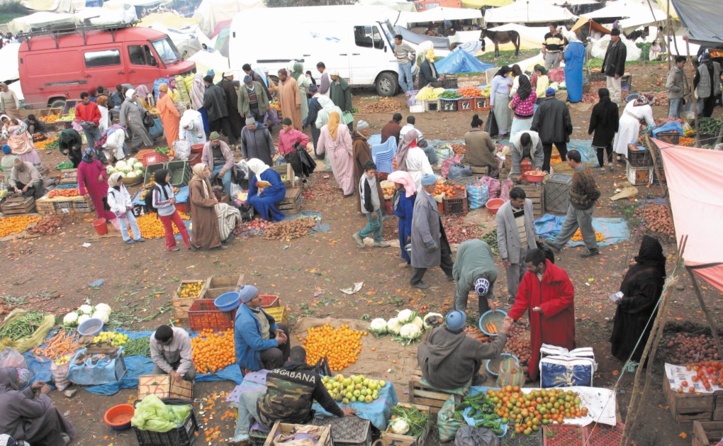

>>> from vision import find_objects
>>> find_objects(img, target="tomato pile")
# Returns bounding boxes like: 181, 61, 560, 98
47, 189, 80, 199
680, 361, 723, 393
191, 329, 235, 373
303, 324, 366, 371
486, 386, 587, 436
433, 181, 465, 199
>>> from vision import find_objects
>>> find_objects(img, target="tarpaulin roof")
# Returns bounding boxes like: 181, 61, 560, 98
461, 0, 513, 7
401, 6, 483, 24
671, 0, 723, 47
656, 0, 678, 20
359, 0, 416, 12
193, 0, 263, 37
656, 141, 723, 293
138, 12, 199, 29
571, 17, 611, 35
485, 2, 577, 24
435, 46, 494, 74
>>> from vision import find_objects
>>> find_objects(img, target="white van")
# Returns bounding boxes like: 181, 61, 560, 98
228, 5, 404, 96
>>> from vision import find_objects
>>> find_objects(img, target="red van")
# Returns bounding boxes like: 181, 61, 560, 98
18, 26, 196, 108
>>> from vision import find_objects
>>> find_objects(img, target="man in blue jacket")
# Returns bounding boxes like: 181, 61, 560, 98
234, 285, 289, 372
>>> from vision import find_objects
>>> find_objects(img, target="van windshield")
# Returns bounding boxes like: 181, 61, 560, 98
380, 20, 396, 47
152, 38, 181, 65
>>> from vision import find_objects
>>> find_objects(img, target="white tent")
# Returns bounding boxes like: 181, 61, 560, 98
0, 43, 20, 84
401, 7, 483, 24
193, 0, 264, 37
485, 2, 577, 24
358, 0, 416, 12
582, 0, 662, 20
487, 23, 548, 51
8, 11, 76, 33
146, 23, 202, 58
188, 48, 229, 80
21, 0, 84, 13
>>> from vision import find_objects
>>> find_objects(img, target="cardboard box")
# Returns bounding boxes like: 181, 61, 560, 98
380, 403, 431, 446
138, 374, 193, 401
263, 422, 331, 446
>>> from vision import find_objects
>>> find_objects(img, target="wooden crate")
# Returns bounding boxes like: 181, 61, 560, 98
663, 376, 715, 422
626, 161, 654, 186
204, 272, 244, 299
380, 403, 431, 446
271, 163, 297, 188
35, 198, 57, 215
0, 196, 35, 215
713, 393, 723, 421
278, 187, 302, 215
408, 372, 466, 418
137, 374, 193, 401
264, 422, 331, 446
457, 98, 474, 112
693, 421, 723, 446
172, 280, 208, 319
59, 168, 78, 184
518, 183, 545, 219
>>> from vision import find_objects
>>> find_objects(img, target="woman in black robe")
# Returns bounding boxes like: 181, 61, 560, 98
610, 235, 667, 361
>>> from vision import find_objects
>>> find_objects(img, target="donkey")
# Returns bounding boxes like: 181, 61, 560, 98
479, 28, 521, 58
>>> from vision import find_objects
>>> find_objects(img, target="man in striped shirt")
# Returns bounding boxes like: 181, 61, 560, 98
542, 25, 565, 70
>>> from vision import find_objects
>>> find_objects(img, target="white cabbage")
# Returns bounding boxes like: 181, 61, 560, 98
92, 311, 109, 324
399, 323, 422, 344
412, 316, 424, 330
386, 317, 402, 335
63, 312, 79, 326
369, 318, 387, 335
389, 418, 410, 435
397, 309, 417, 325
79, 304, 93, 315
127, 157, 138, 165
77, 314, 91, 326
115, 160, 127, 170
94, 303, 112, 315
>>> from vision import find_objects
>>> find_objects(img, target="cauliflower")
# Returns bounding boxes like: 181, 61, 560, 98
94, 303, 112, 316
77, 314, 91, 326
386, 317, 402, 335
423, 312, 444, 329
63, 312, 79, 326
92, 311, 109, 324
369, 318, 387, 336
397, 309, 417, 325
389, 418, 410, 435
412, 316, 424, 330
78, 304, 93, 315
399, 323, 422, 345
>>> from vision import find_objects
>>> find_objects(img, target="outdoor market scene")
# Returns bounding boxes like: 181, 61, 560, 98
0, 0, 722, 445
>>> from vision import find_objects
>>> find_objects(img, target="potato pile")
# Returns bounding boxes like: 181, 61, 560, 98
264, 218, 316, 241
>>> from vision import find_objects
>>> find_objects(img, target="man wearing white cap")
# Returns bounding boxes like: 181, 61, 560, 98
409, 173, 454, 289
234, 285, 290, 372
452, 239, 498, 316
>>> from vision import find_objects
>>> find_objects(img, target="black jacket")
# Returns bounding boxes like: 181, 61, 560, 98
531, 98, 572, 144
218, 78, 240, 114
203, 84, 228, 121
588, 98, 619, 146
602, 41, 627, 77
419, 60, 439, 89
303, 97, 322, 129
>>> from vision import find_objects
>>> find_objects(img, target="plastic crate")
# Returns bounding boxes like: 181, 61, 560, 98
443, 189, 468, 215
312, 416, 372, 446
134, 410, 198, 446
457, 98, 474, 112
544, 174, 572, 215
423, 100, 439, 112
73, 199, 95, 213
439, 98, 459, 112
543, 424, 585, 446
261, 295, 280, 308
472, 97, 489, 111
167, 160, 192, 187
583, 422, 624, 446
188, 299, 236, 332
441, 75, 458, 89
654, 130, 680, 145
500, 428, 543, 446
264, 306, 288, 325
144, 162, 167, 186
626, 144, 653, 167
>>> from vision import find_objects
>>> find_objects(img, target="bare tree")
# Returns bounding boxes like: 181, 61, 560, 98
264, 0, 356, 6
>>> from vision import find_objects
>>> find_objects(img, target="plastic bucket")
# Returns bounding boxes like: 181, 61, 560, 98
93, 218, 108, 236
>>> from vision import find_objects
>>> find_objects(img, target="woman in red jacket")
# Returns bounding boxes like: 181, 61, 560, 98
505, 248, 575, 381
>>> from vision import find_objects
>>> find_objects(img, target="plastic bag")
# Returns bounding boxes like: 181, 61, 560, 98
435, 144, 455, 169
499, 178, 514, 201
448, 163, 472, 179
496, 357, 525, 388
467, 183, 489, 210
455, 426, 500, 446
0, 347, 27, 369
441, 155, 461, 178
438, 394, 463, 442
479, 176, 501, 199
131, 394, 192, 432
174, 140, 190, 161
51, 361, 70, 391
683, 121, 695, 137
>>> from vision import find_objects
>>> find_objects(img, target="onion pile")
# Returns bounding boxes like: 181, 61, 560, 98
663, 333, 720, 364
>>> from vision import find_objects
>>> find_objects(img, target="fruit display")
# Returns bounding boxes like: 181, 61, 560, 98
504, 323, 531, 367
191, 329, 235, 373
130, 212, 190, 239
380, 180, 395, 200
178, 281, 205, 298
663, 332, 720, 363
433, 180, 465, 199
40, 112, 62, 123
92, 331, 129, 347
34, 137, 59, 150
570, 228, 605, 242
0, 215, 42, 238
679, 361, 723, 393
636, 204, 675, 237
415, 87, 446, 100
457, 87, 483, 98
106, 157, 145, 180
47, 189, 80, 199
321, 374, 386, 404
303, 324, 366, 371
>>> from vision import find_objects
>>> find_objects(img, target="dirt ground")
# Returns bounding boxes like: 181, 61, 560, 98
2, 60, 722, 445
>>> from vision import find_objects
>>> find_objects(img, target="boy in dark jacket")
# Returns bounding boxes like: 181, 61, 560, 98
353, 161, 389, 248
588, 88, 619, 171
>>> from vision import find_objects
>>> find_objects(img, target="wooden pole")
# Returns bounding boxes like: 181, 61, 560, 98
666, 0, 672, 69
686, 38, 700, 147
621, 235, 687, 446
645, 134, 667, 197
687, 267, 723, 359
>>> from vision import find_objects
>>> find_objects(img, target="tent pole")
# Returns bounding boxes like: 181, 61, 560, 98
621, 235, 687, 446
645, 134, 667, 196
686, 37, 700, 147
666, 0, 672, 69
687, 267, 723, 359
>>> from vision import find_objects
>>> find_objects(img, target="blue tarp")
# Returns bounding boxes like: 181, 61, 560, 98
535, 214, 630, 247
435, 47, 494, 74
24, 329, 244, 396
652, 121, 683, 136
312, 382, 398, 431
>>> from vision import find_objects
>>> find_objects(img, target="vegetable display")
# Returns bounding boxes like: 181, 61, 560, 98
0, 215, 42, 238
636, 204, 674, 237
123, 337, 151, 357
663, 332, 719, 363
92, 331, 129, 347
191, 329, 235, 373
321, 374, 386, 404
33, 330, 78, 360
263, 218, 316, 241
47, 189, 80, 199
699, 117, 721, 136
457, 87, 483, 98
415, 87, 446, 100
504, 323, 531, 367
303, 324, 365, 371
433, 181, 465, 199
439, 90, 462, 100
0, 312, 47, 341
64, 302, 113, 328
34, 137, 59, 150
106, 157, 145, 179
388, 405, 430, 437
28, 215, 66, 236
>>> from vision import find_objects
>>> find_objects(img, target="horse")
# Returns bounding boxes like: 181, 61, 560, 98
479, 28, 521, 58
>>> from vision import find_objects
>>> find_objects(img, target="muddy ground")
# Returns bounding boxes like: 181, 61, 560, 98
2, 59, 722, 445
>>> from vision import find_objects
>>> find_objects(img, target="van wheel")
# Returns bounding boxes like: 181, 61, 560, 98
376, 73, 398, 97
49, 99, 66, 109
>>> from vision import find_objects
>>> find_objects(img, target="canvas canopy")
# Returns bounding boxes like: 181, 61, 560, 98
138, 12, 199, 29
485, 2, 576, 24
402, 7, 483, 24
671, 0, 723, 47
8, 11, 75, 33
656, 141, 723, 293
435, 46, 494, 74
358, 0, 416, 12
487, 23, 549, 50
571, 17, 611, 35
193, 0, 264, 37
461, 0, 513, 7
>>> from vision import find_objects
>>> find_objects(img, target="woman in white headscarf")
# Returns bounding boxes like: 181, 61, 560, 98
247, 158, 286, 222
119, 88, 153, 152
612, 94, 655, 160
563, 30, 586, 103
190, 72, 210, 135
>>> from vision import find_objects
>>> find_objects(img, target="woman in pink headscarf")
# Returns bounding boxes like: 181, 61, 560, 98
388, 171, 417, 265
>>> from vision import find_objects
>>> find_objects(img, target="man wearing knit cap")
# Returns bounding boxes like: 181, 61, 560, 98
234, 285, 290, 373
418, 310, 511, 389
240, 115, 275, 166
238, 74, 270, 123
452, 239, 498, 316
409, 173, 454, 289
1, 144, 18, 176
201, 131, 235, 196
242, 63, 272, 99
203, 74, 233, 142
531, 87, 572, 173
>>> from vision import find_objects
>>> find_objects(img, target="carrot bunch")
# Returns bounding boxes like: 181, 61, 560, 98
33, 330, 79, 360
485, 322, 498, 334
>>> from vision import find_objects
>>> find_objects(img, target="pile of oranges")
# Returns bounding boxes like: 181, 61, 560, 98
129, 212, 190, 239
303, 324, 366, 371
571, 228, 605, 243
433, 181, 465, 199
191, 329, 235, 373
0, 215, 42, 238
178, 281, 204, 298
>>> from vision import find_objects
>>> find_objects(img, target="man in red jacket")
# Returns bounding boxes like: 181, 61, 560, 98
76, 91, 102, 149
504, 248, 575, 381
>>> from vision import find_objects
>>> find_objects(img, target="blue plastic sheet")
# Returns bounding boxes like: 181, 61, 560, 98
312, 382, 399, 431
534, 214, 630, 247
567, 139, 600, 168
435, 47, 494, 74
652, 121, 683, 136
